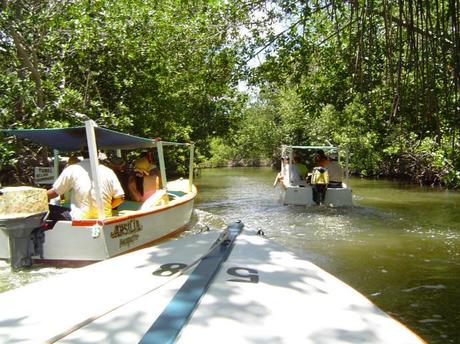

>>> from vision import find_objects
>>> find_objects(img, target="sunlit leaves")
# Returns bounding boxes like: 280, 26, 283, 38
228, 0, 459, 186
0, 0, 254, 184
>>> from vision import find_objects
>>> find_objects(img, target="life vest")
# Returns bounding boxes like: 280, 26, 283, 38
311, 167, 329, 185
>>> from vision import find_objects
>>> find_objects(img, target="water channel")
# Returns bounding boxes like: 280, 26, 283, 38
194, 167, 460, 344
1, 167, 459, 343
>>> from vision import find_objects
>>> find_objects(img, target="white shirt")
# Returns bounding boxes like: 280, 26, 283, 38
52, 160, 124, 219
327, 161, 343, 183
282, 163, 304, 186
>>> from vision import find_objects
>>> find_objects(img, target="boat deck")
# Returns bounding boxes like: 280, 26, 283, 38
0, 227, 424, 343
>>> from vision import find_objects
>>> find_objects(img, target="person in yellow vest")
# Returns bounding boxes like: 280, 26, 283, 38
311, 166, 329, 205
313, 149, 329, 168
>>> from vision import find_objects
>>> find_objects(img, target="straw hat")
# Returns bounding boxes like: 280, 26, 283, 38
134, 157, 154, 175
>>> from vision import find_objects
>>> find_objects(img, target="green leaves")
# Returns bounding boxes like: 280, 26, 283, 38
2, 0, 458, 187
0, 0, 253, 184
220, 1, 459, 187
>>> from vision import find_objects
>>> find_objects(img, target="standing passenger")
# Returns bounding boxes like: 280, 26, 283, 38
313, 149, 329, 167
311, 165, 329, 205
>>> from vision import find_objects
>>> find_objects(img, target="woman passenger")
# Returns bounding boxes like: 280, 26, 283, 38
127, 157, 160, 202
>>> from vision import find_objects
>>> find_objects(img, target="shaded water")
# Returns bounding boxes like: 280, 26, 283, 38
1, 167, 459, 343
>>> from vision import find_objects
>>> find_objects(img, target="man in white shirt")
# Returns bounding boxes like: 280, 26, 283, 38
47, 149, 124, 221
326, 152, 343, 188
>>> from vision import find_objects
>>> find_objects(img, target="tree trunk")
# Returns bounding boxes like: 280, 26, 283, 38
2, 0, 45, 110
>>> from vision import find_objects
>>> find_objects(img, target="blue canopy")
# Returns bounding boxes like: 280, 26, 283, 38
1, 126, 156, 151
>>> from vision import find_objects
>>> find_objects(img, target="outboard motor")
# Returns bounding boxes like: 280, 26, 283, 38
0, 186, 50, 269
0, 212, 47, 269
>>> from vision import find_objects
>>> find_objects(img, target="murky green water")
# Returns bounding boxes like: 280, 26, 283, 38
1, 167, 459, 343
193, 167, 460, 344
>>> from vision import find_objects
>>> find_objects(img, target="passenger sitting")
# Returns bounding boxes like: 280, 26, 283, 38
327, 152, 343, 188
127, 157, 160, 202
61, 153, 81, 204
66, 153, 80, 167
293, 155, 307, 180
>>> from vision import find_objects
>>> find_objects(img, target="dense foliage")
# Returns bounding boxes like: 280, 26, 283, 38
1, 0, 459, 188
0, 0, 252, 184
216, 0, 459, 188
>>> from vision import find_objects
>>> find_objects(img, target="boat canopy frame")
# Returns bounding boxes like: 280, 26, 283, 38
1, 120, 195, 220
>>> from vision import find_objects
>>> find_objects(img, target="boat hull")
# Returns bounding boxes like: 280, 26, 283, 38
0, 225, 424, 343
0, 181, 196, 266
39, 198, 194, 265
280, 184, 353, 207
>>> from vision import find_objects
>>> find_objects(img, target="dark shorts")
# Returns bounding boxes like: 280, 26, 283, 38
312, 184, 327, 204
47, 204, 72, 228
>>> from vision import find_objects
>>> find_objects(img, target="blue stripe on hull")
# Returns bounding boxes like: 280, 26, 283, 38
139, 221, 244, 344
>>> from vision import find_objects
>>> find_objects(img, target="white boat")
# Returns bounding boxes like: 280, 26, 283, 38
276, 144, 353, 207
0, 221, 425, 343
0, 120, 196, 267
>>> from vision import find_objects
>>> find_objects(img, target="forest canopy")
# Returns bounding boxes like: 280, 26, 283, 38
1, 0, 459, 188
